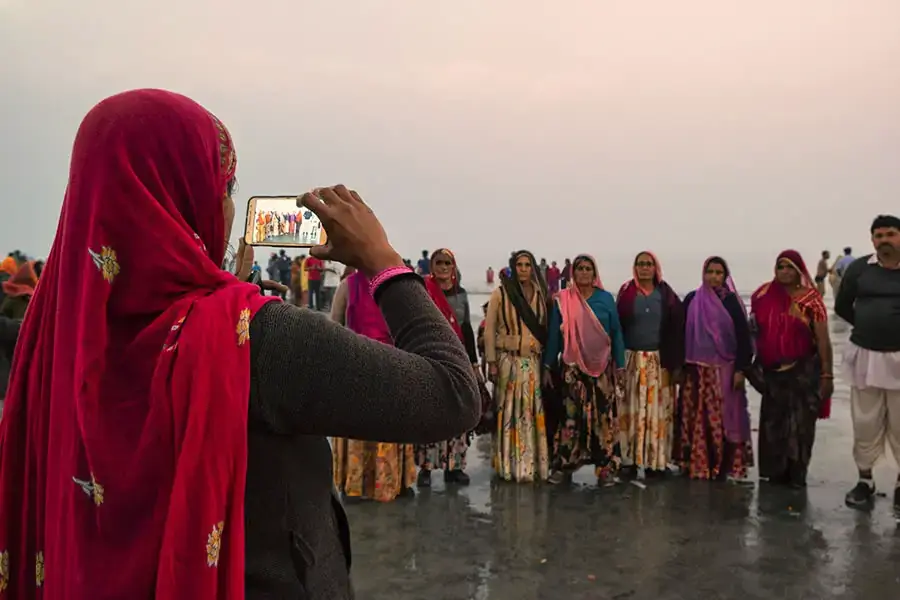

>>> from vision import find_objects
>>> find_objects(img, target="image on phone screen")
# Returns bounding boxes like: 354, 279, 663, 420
244, 195, 327, 248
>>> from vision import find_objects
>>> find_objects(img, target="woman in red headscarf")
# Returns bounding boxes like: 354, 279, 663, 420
615, 251, 685, 478
415, 248, 482, 487
0, 89, 480, 599
749, 249, 833, 488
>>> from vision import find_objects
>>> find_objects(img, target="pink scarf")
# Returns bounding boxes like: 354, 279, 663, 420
558, 254, 611, 377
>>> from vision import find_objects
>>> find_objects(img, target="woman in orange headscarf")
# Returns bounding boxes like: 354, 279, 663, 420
0, 261, 39, 319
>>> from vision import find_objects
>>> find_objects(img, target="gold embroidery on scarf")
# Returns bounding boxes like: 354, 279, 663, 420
0, 550, 9, 591
72, 474, 105, 506
236, 307, 251, 346
209, 114, 236, 176
35, 551, 44, 587
88, 246, 120, 284
206, 521, 225, 567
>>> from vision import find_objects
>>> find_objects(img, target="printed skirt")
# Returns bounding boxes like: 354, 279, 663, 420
678, 363, 753, 480
332, 438, 417, 502
618, 350, 676, 471
493, 353, 550, 482
553, 363, 621, 479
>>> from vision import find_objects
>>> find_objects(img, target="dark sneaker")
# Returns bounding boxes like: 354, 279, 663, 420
547, 470, 566, 485
893, 486, 900, 519
417, 469, 431, 488
845, 481, 876, 510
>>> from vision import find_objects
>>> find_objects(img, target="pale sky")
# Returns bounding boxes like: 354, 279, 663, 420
2, 0, 898, 290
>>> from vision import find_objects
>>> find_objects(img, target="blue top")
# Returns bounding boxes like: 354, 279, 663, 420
834, 254, 855, 276
543, 288, 626, 370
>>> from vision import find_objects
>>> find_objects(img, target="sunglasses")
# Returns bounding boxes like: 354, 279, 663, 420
635, 261, 655, 268
776, 263, 796, 271
434, 259, 453, 267
575, 264, 594, 272
516, 262, 532, 268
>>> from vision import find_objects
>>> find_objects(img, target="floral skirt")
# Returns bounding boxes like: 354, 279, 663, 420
755, 358, 820, 485
416, 435, 469, 471
493, 353, 550, 482
553, 364, 621, 478
332, 438, 416, 502
618, 350, 675, 471
678, 364, 753, 480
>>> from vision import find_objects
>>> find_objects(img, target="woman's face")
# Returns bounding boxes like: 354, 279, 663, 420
573, 259, 595, 287
515, 255, 533, 282
703, 260, 726, 288
775, 258, 800, 286
432, 252, 454, 282
634, 253, 657, 282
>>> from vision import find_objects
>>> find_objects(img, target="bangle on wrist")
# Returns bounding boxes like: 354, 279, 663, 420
820, 373, 834, 379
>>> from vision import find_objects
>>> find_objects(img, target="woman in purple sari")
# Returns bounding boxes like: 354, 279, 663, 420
678, 257, 754, 482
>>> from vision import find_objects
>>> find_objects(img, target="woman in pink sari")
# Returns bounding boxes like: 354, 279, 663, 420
679, 257, 754, 482
542, 255, 625, 484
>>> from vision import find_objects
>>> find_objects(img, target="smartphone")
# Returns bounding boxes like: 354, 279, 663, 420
244, 195, 328, 248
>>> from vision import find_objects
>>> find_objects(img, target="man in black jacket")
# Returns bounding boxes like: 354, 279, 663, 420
836, 214, 900, 517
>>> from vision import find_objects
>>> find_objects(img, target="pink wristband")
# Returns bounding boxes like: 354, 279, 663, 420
368, 266, 414, 297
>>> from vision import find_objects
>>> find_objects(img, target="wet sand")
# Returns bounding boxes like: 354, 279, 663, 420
344, 302, 900, 599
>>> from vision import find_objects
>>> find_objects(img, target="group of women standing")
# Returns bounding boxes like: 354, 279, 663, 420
331, 248, 485, 501
330, 246, 834, 501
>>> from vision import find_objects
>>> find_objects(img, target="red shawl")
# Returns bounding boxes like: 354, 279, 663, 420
0, 89, 276, 598
751, 249, 830, 417
1, 262, 38, 298
426, 248, 464, 341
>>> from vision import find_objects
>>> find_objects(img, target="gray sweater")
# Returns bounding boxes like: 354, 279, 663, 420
245, 275, 480, 599
835, 254, 900, 352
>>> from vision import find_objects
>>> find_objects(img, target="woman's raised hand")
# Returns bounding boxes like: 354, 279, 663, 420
299, 186, 403, 278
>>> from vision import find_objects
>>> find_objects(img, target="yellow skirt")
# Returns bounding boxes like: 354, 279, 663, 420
332, 438, 416, 502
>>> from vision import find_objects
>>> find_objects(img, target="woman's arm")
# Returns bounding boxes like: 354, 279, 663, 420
605, 293, 626, 369
249, 277, 480, 443
722, 293, 753, 371
483, 288, 501, 364
542, 301, 562, 368
461, 321, 478, 364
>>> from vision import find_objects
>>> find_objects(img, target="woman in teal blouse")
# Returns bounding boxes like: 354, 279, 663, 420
543, 254, 626, 485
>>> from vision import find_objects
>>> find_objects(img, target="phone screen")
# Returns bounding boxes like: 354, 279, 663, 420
244, 195, 328, 248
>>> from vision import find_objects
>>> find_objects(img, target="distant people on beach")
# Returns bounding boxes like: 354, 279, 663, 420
560, 258, 572, 290
486, 266, 494, 285
830, 246, 855, 297
837, 214, 900, 518
416, 249, 430, 276
546, 260, 561, 294
815, 250, 831, 296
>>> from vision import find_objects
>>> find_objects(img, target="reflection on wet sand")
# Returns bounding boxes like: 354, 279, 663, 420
342, 303, 900, 600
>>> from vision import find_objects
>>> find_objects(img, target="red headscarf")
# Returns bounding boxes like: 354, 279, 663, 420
1, 261, 38, 298
0, 90, 276, 598
425, 249, 464, 341
751, 249, 826, 368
